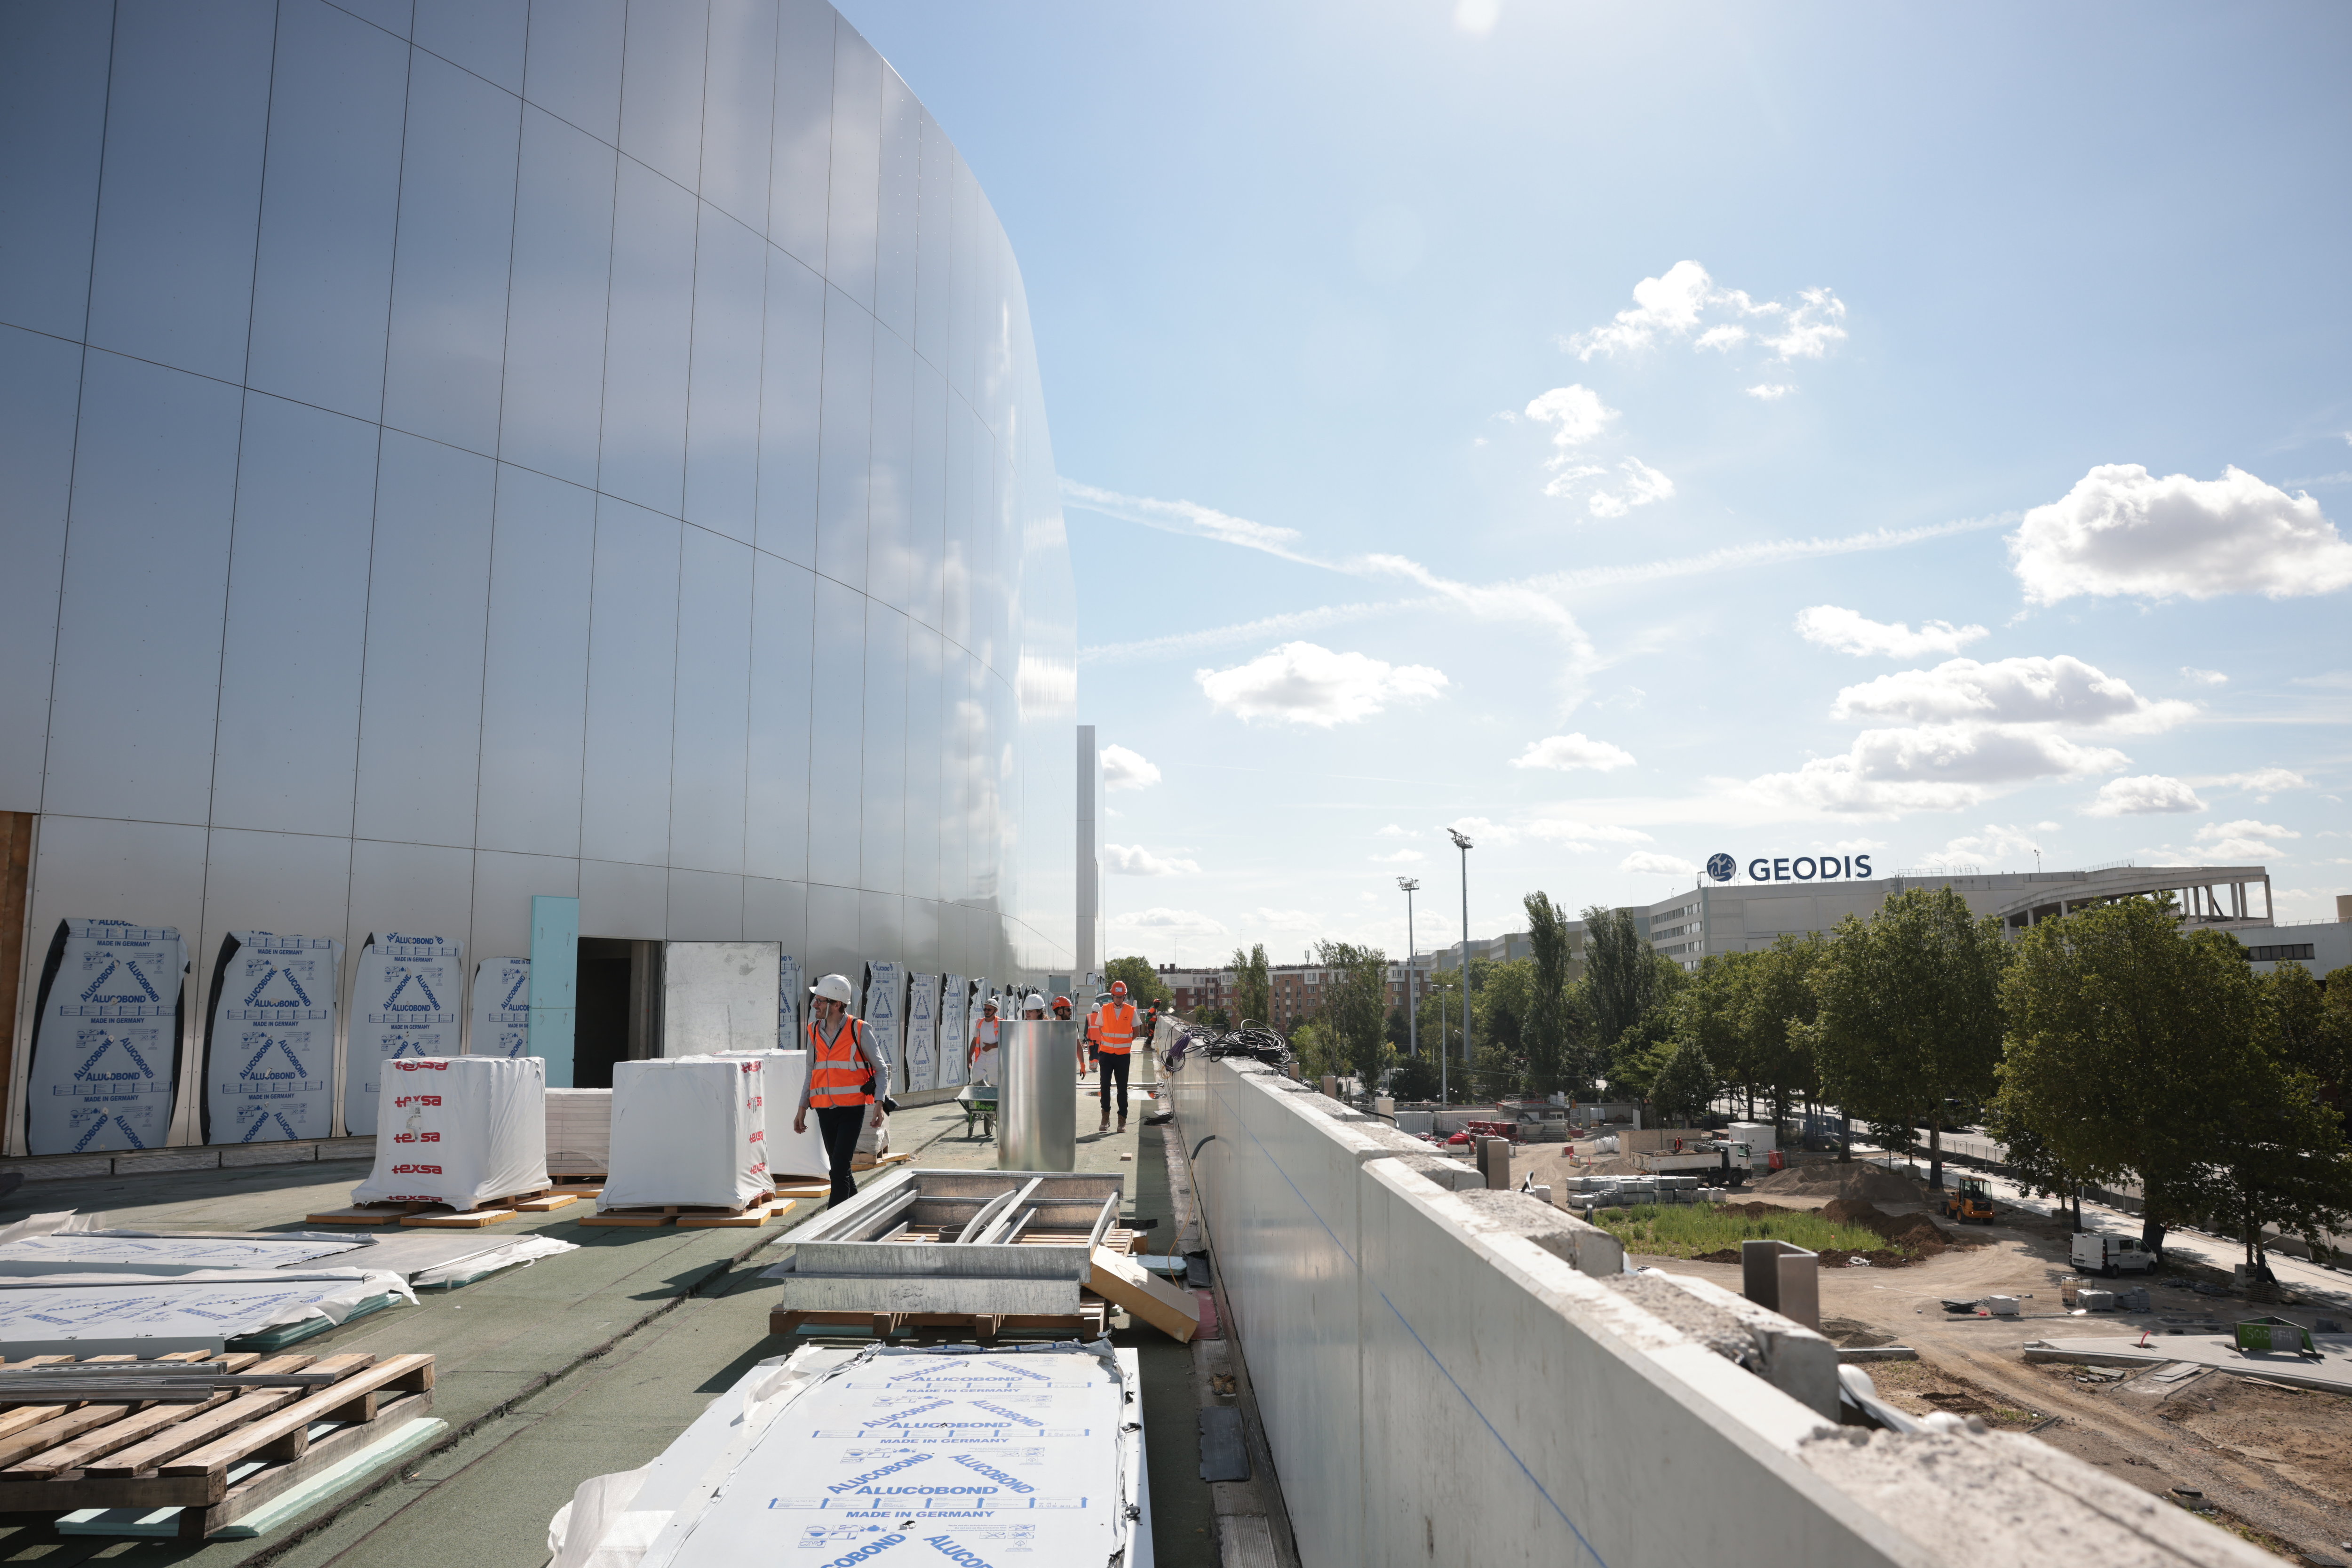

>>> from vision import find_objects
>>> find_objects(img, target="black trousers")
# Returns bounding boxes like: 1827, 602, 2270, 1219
1097, 1051, 1130, 1122
815, 1104, 868, 1208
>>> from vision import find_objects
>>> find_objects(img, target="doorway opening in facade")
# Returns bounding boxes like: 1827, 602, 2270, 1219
573, 939, 661, 1088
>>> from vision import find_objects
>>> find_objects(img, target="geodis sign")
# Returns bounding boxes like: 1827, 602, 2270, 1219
1706, 852, 1874, 884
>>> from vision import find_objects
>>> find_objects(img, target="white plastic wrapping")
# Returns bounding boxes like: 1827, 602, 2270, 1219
0, 1268, 415, 1356
351, 1056, 550, 1210
346, 933, 464, 1136
860, 962, 904, 1091
938, 975, 970, 1090
548, 1344, 1146, 1568
714, 1051, 827, 1180
203, 931, 341, 1144
903, 975, 941, 1092
24, 920, 188, 1156
600, 1057, 768, 1212
471, 956, 532, 1057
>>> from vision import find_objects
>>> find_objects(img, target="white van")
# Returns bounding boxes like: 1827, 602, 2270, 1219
2071, 1233, 2157, 1277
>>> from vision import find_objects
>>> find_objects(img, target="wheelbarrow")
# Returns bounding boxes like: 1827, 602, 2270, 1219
957, 1084, 998, 1140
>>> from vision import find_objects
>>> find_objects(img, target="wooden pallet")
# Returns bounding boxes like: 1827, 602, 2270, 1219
304, 1188, 578, 1228
579, 1195, 796, 1230
769, 1298, 1112, 1344
0, 1351, 434, 1539
848, 1151, 914, 1172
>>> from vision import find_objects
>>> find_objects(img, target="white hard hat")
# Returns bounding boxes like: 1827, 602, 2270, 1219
981, 995, 1000, 1012
808, 973, 855, 1005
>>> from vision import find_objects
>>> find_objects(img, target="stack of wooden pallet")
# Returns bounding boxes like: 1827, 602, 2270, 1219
0, 1350, 434, 1539
303, 1187, 583, 1228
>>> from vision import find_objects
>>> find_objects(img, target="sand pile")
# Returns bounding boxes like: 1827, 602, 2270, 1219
1751, 1161, 1926, 1205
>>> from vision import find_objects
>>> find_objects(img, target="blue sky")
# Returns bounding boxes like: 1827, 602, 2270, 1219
837, 0, 2352, 964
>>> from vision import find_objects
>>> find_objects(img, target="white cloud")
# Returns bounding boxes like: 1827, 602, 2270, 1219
1445, 816, 1519, 848
2179, 667, 2228, 687
1565, 262, 1846, 363
1453, 0, 1499, 37
2010, 464, 2352, 604
2195, 819, 2300, 860
1102, 843, 1200, 877
1526, 820, 1653, 850
1747, 383, 1796, 400
1748, 725, 2131, 814
1587, 458, 1674, 518
1196, 642, 1447, 727
1061, 478, 1318, 567
1620, 851, 1699, 876
1100, 744, 1160, 792
1829, 655, 2193, 733
1795, 605, 1989, 659
1925, 824, 2044, 867
2084, 775, 2206, 817
1248, 909, 1323, 935
1524, 386, 1619, 498
1511, 733, 1636, 772
1375, 823, 1412, 838
1110, 907, 1230, 941
1369, 849, 1426, 864
2194, 767, 2307, 802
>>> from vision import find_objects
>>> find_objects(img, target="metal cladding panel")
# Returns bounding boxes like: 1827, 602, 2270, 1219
0, 0, 1074, 1150
997, 1020, 1075, 1172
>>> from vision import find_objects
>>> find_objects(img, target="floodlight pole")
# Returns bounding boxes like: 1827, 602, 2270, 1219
1398, 877, 1420, 1059
1448, 828, 1474, 1088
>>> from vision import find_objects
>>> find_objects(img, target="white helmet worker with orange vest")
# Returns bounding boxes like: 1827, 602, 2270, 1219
1094, 980, 1139, 1134
968, 995, 1002, 1088
790, 973, 889, 1209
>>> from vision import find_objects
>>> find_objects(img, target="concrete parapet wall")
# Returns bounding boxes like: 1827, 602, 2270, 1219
1166, 1055, 2272, 1568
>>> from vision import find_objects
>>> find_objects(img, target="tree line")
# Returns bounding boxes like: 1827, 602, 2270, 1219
1171, 886, 2352, 1268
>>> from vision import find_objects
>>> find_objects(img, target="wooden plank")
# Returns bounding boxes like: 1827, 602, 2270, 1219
678, 1197, 793, 1229
80, 1355, 342, 1478
305, 1204, 420, 1226
513, 1193, 579, 1212
397, 1206, 520, 1228
159, 1355, 431, 1481
1088, 1246, 1200, 1343
171, 1389, 432, 1540
3, 1390, 234, 1478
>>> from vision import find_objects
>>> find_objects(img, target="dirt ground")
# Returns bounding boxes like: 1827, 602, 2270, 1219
1583, 1155, 2352, 1561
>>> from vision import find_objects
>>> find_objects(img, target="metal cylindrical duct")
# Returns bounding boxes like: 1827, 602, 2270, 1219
999, 1020, 1077, 1171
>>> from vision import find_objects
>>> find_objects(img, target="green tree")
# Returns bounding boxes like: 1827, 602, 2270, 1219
1388, 1053, 1442, 1102
1675, 952, 1754, 1118
1651, 1036, 1717, 1127
1994, 896, 2248, 1250
1471, 957, 1536, 1058
1811, 886, 2007, 1189
2206, 962, 2352, 1270
1744, 934, 1826, 1141
1314, 940, 1393, 1091
1104, 956, 1171, 1009
1583, 906, 1664, 1045
1228, 944, 1271, 1028
1523, 892, 1578, 1096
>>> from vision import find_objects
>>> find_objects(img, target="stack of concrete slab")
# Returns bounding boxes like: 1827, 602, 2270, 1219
599, 1057, 769, 1213
545, 1089, 611, 1177
351, 1056, 549, 1211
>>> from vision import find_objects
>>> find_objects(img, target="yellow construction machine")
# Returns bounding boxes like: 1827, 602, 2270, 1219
1942, 1175, 1997, 1225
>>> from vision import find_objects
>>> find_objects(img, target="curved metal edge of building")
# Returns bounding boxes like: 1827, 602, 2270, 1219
0, 0, 1075, 1152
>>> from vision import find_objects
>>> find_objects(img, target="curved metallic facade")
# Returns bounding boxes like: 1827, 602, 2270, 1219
0, 0, 1076, 1150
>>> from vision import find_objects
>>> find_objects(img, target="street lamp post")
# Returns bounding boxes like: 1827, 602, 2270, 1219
1397, 877, 1420, 1059
1447, 828, 1473, 1085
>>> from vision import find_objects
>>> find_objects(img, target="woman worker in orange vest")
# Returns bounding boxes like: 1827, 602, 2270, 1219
1095, 980, 1139, 1133
791, 972, 889, 1208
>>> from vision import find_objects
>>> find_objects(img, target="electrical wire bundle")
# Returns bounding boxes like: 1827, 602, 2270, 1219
1204, 1020, 1292, 1068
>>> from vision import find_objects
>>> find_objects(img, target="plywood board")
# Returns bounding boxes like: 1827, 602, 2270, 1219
1088, 1245, 1199, 1342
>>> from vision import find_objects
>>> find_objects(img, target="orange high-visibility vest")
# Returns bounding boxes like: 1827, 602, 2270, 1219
1097, 1001, 1137, 1054
807, 1017, 872, 1107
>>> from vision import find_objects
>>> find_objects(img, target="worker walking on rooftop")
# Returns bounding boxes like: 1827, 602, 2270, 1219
1095, 980, 1138, 1133
968, 995, 1001, 1087
792, 973, 888, 1209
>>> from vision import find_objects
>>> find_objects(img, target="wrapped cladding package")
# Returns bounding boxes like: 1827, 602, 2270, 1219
351, 1056, 550, 1210
600, 1057, 769, 1212
716, 1051, 827, 1180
